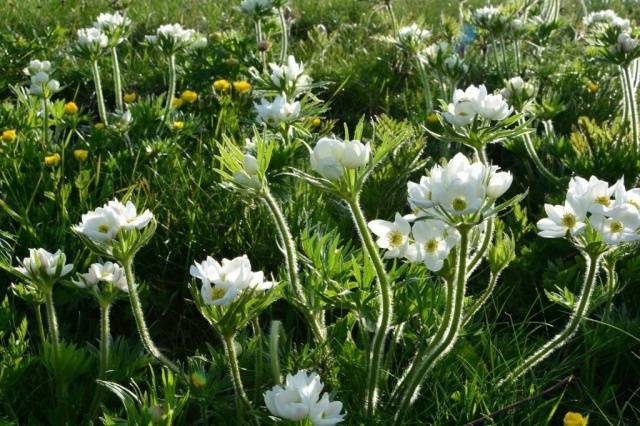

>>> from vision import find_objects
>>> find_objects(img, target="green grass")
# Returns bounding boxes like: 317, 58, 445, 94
0, 0, 639, 424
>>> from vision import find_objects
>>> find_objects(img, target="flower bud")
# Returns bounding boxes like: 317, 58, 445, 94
340, 140, 370, 168
487, 171, 513, 198
243, 154, 259, 175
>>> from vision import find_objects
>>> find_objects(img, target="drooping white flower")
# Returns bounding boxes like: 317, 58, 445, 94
591, 205, 640, 245
77, 27, 108, 49
368, 213, 411, 258
487, 167, 513, 199
190, 255, 273, 306
75, 261, 128, 293
405, 219, 459, 271
15, 248, 73, 282
537, 202, 587, 238
269, 55, 312, 95
430, 153, 488, 215
254, 95, 301, 124
264, 370, 345, 426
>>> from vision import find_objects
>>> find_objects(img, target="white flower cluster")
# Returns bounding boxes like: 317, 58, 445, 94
406, 153, 513, 219
264, 370, 345, 426
500, 76, 536, 100
25, 60, 60, 97
310, 137, 371, 180
269, 55, 312, 96
538, 176, 640, 245
190, 255, 274, 306
75, 262, 128, 293
94, 11, 130, 44
254, 95, 301, 125
443, 84, 512, 126
583, 9, 631, 32
472, 6, 505, 29
146, 23, 205, 51
367, 153, 512, 271
397, 23, 432, 44
15, 248, 73, 281
77, 27, 109, 50
74, 199, 153, 243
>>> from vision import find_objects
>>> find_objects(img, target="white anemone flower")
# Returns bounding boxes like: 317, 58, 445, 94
613, 179, 640, 212
264, 370, 345, 426
407, 175, 435, 211
75, 261, 128, 293
254, 95, 301, 124
340, 139, 370, 168
591, 205, 640, 246
567, 176, 615, 215
104, 199, 154, 230
190, 255, 273, 306
442, 84, 486, 126
537, 202, 587, 238
94, 11, 131, 32
397, 23, 431, 44
368, 213, 411, 258
269, 55, 312, 95
406, 219, 459, 271
487, 166, 513, 199
73, 207, 122, 242
476, 92, 512, 121
77, 27, 108, 49
430, 153, 488, 215
16, 248, 73, 281
310, 137, 345, 180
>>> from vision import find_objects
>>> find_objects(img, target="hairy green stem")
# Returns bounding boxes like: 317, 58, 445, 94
261, 189, 326, 343
269, 320, 283, 385
346, 195, 393, 415
463, 269, 501, 327
123, 259, 180, 374
415, 57, 433, 113
393, 225, 470, 422
498, 251, 602, 386
622, 65, 639, 151
111, 47, 124, 112
44, 289, 60, 358
163, 54, 177, 122
222, 333, 252, 422
519, 116, 561, 184
90, 60, 108, 126
99, 303, 111, 375
255, 19, 267, 72
34, 304, 47, 348
42, 99, 48, 149
467, 218, 494, 277
278, 7, 288, 65
385, 0, 398, 38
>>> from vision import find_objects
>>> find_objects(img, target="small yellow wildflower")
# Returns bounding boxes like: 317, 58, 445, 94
94, 123, 105, 130
172, 121, 185, 130
181, 90, 198, 103
1, 129, 17, 143
64, 101, 79, 115
191, 371, 207, 389
426, 112, 440, 124
563, 411, 588, 426
213, 79, 231, 91
44, 153, 61, 167
73, 149, 89, 161
172, 97, 184, 108
233, 80, 251, 93
123, 92, 137, 103
311, 117, 322, 127
586, 81, 599, 93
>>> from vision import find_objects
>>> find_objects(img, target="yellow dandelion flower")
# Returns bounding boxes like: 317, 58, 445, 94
181, 90, 198, 103
1, 129, 17, 143
213, 79, 231, 91
233, 80, 252, 93
44, 153, 61, 167
172, 121, 185, 130
124, 92, 138, 103
172, 97, 184, 108
64, 101, 79, 115
564, 412, 588, 426
73, 149, 89, 161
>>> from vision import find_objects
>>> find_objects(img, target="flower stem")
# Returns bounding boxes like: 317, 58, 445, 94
622, 65, 639, 151
123, 259, 180, 374
346, 194, 393, 415
467, 218, 494, 277
111, 47, 124, 113
99, 303, 111, 375
261, 189, 326, 343
44, 288, 60, 359
415, 57, 433, 113
163, 53, 177, 122
222, 333, 252, 422
385, 0, 398, 38
497, 251, 602, 386
463, 269, 500, 327
393, 225, 470, 422
34, 304, 47, 348
519, 116, 561, 185
255, 19, 267, 72
90, 60, 108, 126
42, 99, 48, 149
278, 7, 288, 65
269, 320, 283, 385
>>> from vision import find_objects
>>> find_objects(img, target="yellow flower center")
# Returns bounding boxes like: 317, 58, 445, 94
452, 197, 467, 212
609, 221, 623, 233
98, 224, 110, 234
594, 195, 610, 206
211, 286, 227, 301
425, 239, 439, 253
561, 213, 577, 228
387, 231, 404, 247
